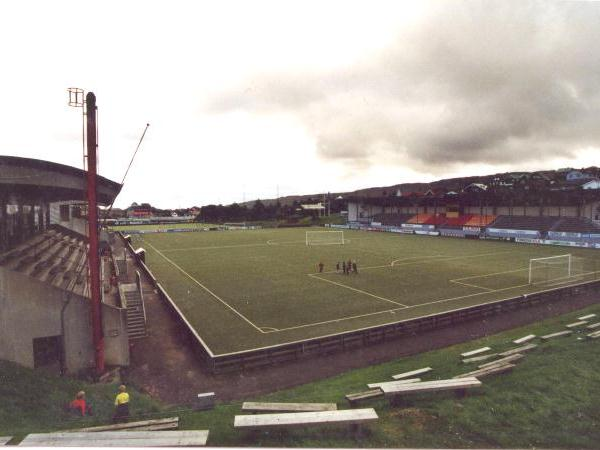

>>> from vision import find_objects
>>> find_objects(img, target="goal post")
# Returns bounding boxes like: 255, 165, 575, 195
306, 230, 345, 246
528, 254, 572, 284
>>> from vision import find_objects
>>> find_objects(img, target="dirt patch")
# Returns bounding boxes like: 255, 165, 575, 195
389, 408, 436, 431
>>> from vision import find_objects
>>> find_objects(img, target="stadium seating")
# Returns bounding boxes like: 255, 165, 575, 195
372, 213, 414, 227
488, 215, 560, 232
550, 217, 600, 234
463, 215, 496, 227
406, 214, 433, 224
441, 215, 473, 228
0, 227, 89, 298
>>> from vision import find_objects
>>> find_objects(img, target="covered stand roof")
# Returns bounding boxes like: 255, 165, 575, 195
0, 155, 121, 205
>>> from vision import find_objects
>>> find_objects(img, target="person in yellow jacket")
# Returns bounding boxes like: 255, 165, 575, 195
112, 385, 130, 423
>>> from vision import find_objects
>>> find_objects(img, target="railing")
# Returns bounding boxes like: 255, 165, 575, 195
117, 231, 600, 373
135, 270, 147, 325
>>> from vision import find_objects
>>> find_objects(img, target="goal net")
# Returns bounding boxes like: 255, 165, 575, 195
528, 254, 573, 284
306, 230, 344, 246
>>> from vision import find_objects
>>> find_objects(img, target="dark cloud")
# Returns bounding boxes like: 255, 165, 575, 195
206, 1, 600, 171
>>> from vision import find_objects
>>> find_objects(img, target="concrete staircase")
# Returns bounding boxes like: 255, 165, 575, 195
123, 289, 147, 340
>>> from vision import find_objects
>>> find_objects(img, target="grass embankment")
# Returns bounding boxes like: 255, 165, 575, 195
179, 302, 600, 448
0, 364, 166, 442
2, 303, 600, 447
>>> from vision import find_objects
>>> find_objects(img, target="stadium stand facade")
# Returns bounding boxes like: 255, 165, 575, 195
0, 156, 129, 374
345, 185, 600, 248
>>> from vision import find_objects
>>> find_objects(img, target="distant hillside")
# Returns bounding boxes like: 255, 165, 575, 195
236, 166, 599, 207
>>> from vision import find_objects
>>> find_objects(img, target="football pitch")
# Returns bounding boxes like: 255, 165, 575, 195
131, 228, 600, 355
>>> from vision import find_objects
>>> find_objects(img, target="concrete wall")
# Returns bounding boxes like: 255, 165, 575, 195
0, 267, 93, 372
49, 201, 88, 236
347, 202, 358, 222
102, 304, 129, 366
0, 267, 129, 372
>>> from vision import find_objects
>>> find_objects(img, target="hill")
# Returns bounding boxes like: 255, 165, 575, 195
239, 166, 600, 207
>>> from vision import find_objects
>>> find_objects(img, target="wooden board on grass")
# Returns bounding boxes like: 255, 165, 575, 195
461, 347, 491, 357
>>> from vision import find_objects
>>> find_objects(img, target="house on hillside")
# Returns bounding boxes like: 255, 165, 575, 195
463, 183, 488, 193
566, 170, 595, 181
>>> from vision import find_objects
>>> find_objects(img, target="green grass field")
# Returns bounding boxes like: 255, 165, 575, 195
131, 228, 600, 354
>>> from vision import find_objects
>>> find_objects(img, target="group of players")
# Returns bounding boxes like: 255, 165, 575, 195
317, 259, 358, 274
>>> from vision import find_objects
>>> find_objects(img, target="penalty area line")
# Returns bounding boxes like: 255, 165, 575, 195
145, 242, 266, 334
449, 279, 495, 292
308, 273, 408, 307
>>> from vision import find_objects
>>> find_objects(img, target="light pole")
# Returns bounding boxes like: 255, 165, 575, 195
68, 88, 104, 376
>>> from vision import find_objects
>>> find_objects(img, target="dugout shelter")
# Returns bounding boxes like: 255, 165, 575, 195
0, 156, 129, 374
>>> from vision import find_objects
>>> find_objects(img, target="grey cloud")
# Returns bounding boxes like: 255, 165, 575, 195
205, 1, 600, 171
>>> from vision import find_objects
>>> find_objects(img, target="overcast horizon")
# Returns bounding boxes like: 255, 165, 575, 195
1, 0, 599, 209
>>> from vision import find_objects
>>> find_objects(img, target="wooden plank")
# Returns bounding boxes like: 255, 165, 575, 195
586, 322, 600, 330
242, 402, 337, 413
478, 354, 524, 369
578, 314, 597, 320
233, 408, 378, 429
70, 417, 179, 432
462, 353, 499, 364
541, 330, 573, 340
498, 344, 537, 357
391, 367, 432, 380
195, 392, 215, 410
512, 334, 536, 344
0, 437, 12, 446
455, 363, 515, 379
566, 321, 588, 328
586, 331, 600, 339
345, 389, 383, 404
121, 423, 179, 432
380, 378, 481, 397
370, 377, 472, 390
19, 430, 209, 447
367, 378, 421, 389
460, 347, 491, 357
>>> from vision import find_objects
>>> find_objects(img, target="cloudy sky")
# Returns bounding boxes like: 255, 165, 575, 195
1, 1, 599, 208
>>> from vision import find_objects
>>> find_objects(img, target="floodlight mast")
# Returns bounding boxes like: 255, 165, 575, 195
68, 88, 104, 375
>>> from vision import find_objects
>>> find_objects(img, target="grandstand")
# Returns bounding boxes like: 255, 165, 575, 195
487, 215, 560, 232
0, 156, 130, 374
372, 213, 414, 227
551, 217, 600, 234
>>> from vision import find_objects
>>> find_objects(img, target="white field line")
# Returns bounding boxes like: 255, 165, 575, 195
160, 242, 272, 252
391, 255, 447, 265
452, 267, 528, 281
145, 242, 266, 334
450, 279, 495, 292
310, 250, 514, 276
268, 270, 600, 333
312, 255, 445, 275
534, 270, 600, 288
308, 273, 408, 307
264, 280, 532, 333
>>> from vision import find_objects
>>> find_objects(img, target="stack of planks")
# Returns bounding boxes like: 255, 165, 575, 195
458, 343, 538, 378
68, 417, 180, 432
377, 377, 482, 403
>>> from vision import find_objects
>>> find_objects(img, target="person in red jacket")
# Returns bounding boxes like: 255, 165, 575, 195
69, 391, 93, 416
